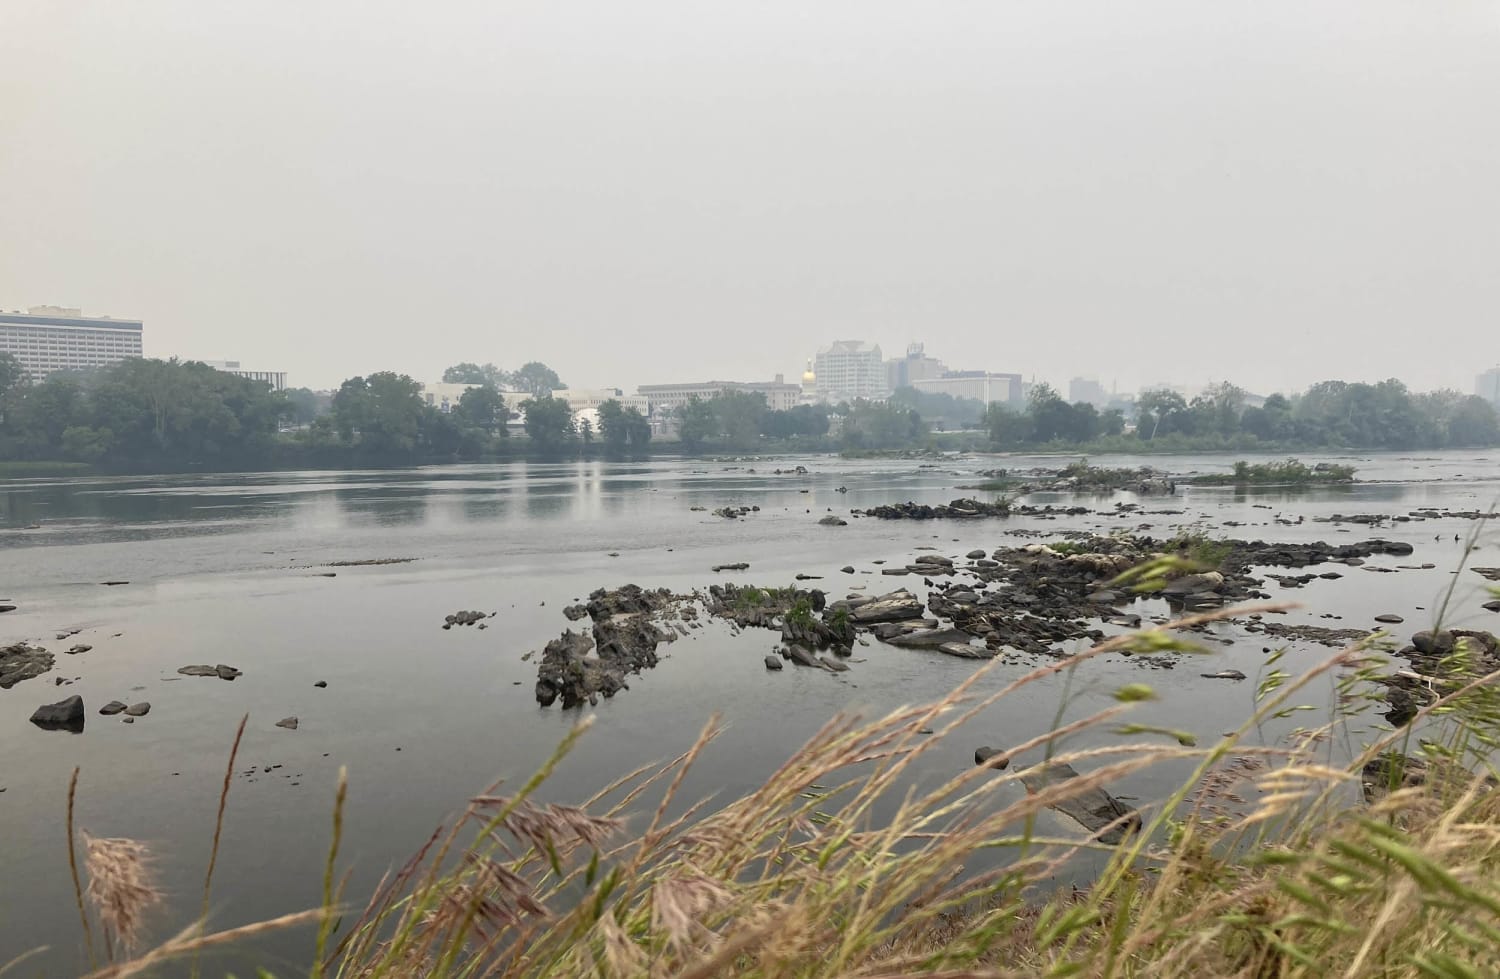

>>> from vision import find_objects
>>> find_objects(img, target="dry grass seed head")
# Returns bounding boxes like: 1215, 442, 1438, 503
82, 833, 161, 954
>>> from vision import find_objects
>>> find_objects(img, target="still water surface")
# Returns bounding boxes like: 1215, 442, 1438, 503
2, 451, 1498, 973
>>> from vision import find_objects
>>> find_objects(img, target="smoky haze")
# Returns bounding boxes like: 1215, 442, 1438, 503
1, 1, 1497, 395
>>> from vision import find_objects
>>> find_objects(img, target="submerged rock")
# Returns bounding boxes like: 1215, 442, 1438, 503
764, 655, 783, 671
275, 716, 299, 730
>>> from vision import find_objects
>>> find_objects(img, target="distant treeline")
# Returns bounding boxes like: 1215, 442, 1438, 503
986, 381, 1500, 451
1, 354, 1495, 471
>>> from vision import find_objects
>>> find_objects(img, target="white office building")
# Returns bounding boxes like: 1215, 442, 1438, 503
814, 341, 887, 403
912, 372, 1025, 407
1477, 368, 1500, 403
0, 306, 143, 379
637, 376, 802, 415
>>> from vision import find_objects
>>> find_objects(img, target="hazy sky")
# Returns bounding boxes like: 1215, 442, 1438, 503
3, 1, 1498, 395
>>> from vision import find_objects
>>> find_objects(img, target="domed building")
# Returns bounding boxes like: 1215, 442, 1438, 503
800, 360, 818, 405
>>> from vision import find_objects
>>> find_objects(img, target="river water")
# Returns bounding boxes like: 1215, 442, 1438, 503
2, 450, 1498, 973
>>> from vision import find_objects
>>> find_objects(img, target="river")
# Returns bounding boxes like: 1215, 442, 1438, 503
2, 450, 1498, 973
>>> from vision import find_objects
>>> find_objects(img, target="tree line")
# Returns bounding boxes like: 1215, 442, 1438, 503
987, 380, 1500, 450
3, 351, 1496, 469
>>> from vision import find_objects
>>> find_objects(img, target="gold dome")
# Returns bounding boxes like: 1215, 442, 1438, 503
801, 360, 816, 384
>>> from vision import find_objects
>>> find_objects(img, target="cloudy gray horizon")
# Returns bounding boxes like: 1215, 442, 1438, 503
3, 1, 1497, 397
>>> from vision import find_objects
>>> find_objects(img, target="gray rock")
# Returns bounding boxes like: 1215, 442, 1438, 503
0, 643, 54, 689
974, 745, 1010, 769
849, 591, 926, 624
1016, 762, 1141, 845
1200, 670, 1247, 680
1412, 630, 1455, 655
0, 604, 15, 613
818, 516, 847, 527
275, 716, 299, 730
314, 680, 328, 688
840, 566, 855, 574
66, 644, 92, 655
1374, 614, 1404, 624
938, 642, 995, 659
966, 550, 987, 560
99, 701, 128, 715
882, 627, 974, 648
216, 664, 243, 680
817, 655, 850, 672
30, 695, 85, 731
783, 644, 827, 670
880, 568, 910, 576
763, 655, 783, 671
945, 591, 979, 605
124, 702, 150, 716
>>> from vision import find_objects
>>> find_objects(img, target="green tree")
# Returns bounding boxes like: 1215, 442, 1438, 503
1446, 395, 1500, 446
622, 407, 651, 450
710, 390, 768, 450
455, 385, 507, 435
675, 397, 717, 453
511, 362, 563, 398
1137, 388, 1189, 440
520, 396, 575, 454
442, 362, 506, 386
282, 387, 326, 426
986, 404, 1034, 447
332, 372, 427, 457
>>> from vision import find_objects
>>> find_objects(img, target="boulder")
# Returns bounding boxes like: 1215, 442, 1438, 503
1161, 572, 1225, 595
124, 702, 151, 716
1374, 614, 1404, 625
1412, 630, 1456, 656
937, 642, 996, 659
0, 643, 54, 689
966, 550, 988, 560
99, 701, 128, 715
30, 695, 85, 732
818, 516, 848, 527
763, 655, 783, 671
817, 655, 850, 672
850, 590, 926, 624
275, 716, 299, 730
1016, 762, 1141, 845
882, 627, 974, 649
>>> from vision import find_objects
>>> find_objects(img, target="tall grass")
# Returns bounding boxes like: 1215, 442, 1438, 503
63, 605, 1500, 978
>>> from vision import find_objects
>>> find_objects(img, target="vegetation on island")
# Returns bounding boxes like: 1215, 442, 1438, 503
52, 586, 1500, 978
1189, 458, 1358, 486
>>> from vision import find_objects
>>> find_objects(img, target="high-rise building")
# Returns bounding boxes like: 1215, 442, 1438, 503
1477, 368, 1500, 403
886, 342, 947, 391
0, 306, 143, 379
1069, 377, 1110, 408
814, 341, 887, 403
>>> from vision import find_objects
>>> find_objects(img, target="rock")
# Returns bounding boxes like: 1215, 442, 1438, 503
1412, 630, 1455, 656
880, 568, 910, 576
30, 695, 85, 732
1161, 572, 1225, 596
850, 591, 926, 624
275, 717, 299, 730
216, 664, 242, 680
974, 746, 1010, 769
0, 643, 55, 689
945, 591, 980, 605
966, 549, 988, 560
840, 566, 855, 574
783, 644, 828, 670
818, 516, 848, 527
121, 717, 134, 724
444, 610, 487, 627
314, 680, 328, 688
178, 665, 218, 676
817, 655, 850, 672
124, 702, 151, 716
0, 604, 15, 613
66, 644, 92, 655
882, 627, 975, 648
1374, 614, 1405, 624
1016, 762, 1141, 845
1484, 600, 1500, 613
764, 655, 783, 671
563, 604, 588, 621
937, 642, 995, 659
1200, 670, 1247, 680
99, 701, 128, 715
711, 563, 750, 572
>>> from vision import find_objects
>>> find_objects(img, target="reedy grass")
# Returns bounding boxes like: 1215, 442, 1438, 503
57, 597, 1500, 978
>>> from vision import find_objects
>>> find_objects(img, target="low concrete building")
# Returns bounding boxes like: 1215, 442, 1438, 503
202, 360, 288, 391
912, 371, 1024, 407
637, 376, 802, 415
553, 388, 650, 433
